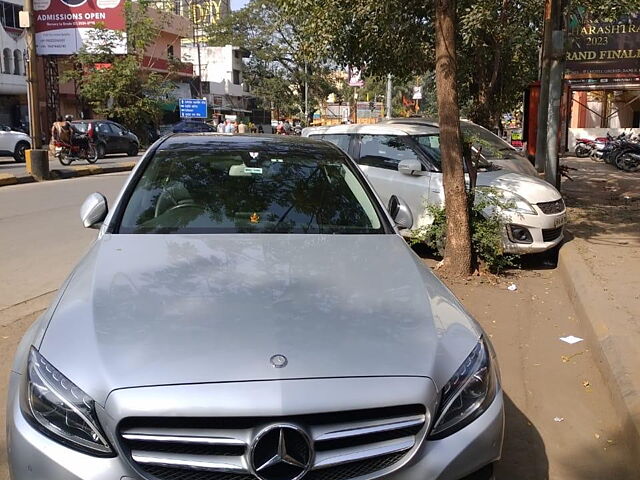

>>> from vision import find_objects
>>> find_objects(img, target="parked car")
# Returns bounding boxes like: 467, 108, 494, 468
383, 118, 538, 176
162, 120, 216, 134
0, 124, 31, 162
7, 134, 503, 480
72, 120, 140, 159
303, 123, 566, 254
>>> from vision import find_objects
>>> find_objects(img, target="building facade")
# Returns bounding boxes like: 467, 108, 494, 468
0, 0, 27, 129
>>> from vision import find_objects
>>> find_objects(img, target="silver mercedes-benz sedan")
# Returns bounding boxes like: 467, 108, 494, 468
6, 135, 504, 480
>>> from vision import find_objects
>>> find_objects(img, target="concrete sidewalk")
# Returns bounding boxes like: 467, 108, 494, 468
558, 156, 640, 461
0, 161, 136, 187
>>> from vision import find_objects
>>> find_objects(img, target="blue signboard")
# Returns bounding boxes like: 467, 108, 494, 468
179, 98, 208, 119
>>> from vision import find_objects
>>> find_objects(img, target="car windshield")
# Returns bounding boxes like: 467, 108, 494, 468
73, 123, 88, 133
118, 145, 385, 234
461, 124, 514, 158
412, 134, 493, 169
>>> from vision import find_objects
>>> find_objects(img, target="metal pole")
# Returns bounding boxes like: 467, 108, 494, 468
304, 61, 308, 125
386, 74, 392, 119
546, 29, 565, 188
24, 0, 41, 148
535, 0, 553, 173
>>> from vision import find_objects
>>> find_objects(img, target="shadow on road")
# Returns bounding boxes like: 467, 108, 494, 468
496, 394, 548, 479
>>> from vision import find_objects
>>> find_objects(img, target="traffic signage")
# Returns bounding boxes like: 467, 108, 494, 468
179, 98, 208, 119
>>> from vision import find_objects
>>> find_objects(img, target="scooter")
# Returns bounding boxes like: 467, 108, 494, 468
54, 135, 98, 166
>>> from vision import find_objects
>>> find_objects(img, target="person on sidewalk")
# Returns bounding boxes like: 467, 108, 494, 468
237, 122, 247, 134
217, 121, 225, 133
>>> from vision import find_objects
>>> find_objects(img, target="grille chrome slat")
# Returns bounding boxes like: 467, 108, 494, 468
312, 436, 415, 470
131, 451, 248, 473
120, 405, 427, 480
312, 414, 425, 442
122, 431, 246, 446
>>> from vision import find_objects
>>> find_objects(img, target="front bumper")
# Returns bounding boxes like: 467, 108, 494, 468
7, 372, 504, 480
501, 209, 566, 254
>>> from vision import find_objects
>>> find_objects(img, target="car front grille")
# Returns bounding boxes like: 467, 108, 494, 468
542, 226, 564, 242
118, 405, 426, 480
537, 199, 565, 215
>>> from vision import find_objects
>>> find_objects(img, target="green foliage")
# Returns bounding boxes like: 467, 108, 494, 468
411, 189, 517, 273
62, 0, 179, 137
207, 0, 336, 120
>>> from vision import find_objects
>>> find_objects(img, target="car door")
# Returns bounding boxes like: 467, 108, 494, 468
0, 126, 12, 153
354, 134, 434, 228
107, 123, 128, 152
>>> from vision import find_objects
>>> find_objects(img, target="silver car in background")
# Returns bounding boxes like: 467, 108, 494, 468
6, 135, 504, 480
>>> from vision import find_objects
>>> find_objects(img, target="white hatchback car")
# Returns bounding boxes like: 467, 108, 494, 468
0, 125, 31, 162
303, 123, 566, 254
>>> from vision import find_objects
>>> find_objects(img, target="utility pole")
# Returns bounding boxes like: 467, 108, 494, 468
21, 0, 48, 180
386, 74, 392, 119
535, 0, 553, 173
22, 0, 41, 149
304, 61, 308, 125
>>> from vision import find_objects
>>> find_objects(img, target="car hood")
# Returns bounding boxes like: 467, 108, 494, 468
477, 170, 561, 204
39, 234, 481, 405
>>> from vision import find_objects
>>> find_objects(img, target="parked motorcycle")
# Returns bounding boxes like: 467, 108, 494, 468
54, 135, 98, 166
575, 136, 608, 158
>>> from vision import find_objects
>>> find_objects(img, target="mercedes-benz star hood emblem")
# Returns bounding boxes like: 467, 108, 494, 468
251, 425, 312, 480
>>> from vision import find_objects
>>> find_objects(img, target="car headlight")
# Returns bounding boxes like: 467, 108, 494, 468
428, 337, 498, 439
20, 348, 114, 456
477, 187, 537, 215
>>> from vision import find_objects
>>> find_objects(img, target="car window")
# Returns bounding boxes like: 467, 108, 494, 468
118, 145, 385, 235
358, 135, 421, 170
96, 123, 112, 134
312, 134, 351, 154
73, 123, 88, 133
413, 135, 442, 167
109, 123, 124, 135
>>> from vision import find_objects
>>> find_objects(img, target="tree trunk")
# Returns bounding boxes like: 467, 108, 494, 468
435, 0, 473, 277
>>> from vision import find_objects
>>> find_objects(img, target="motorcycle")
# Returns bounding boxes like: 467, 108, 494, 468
575, 136, 608, 158
54, 135, 98, 166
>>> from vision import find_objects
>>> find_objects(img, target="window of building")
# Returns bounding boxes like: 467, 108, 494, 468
13, 49, 21, 75
232, 69, 241, 85
167, 45, 174, 59
3, 48, 12, 74
1, 1, 21, 29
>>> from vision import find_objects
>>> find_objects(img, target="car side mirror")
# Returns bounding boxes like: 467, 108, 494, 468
388, 195, 413, 230
398, 159, 423, 176
80, 193, 108, 229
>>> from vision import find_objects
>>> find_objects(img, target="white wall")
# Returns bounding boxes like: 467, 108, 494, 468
568, 128, 640, 151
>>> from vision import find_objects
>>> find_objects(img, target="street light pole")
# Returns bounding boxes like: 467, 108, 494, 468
386, 74, 392, 119
304, 61, 308, 125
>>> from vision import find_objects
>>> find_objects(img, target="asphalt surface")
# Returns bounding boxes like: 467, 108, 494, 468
0, 153, 141, 177
0, 174, 636, 479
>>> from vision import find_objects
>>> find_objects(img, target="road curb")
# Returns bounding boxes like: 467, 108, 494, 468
558, 237, 640, 464
0, 163, 135, 187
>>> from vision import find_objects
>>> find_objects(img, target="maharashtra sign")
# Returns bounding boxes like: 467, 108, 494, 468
34, 0, 126, 55
566, 17, 640, 78
179, 98, 208, 119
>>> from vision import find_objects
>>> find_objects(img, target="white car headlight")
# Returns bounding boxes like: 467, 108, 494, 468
429, 337, 498, 439
477, 187, 537, 215
20, 348, 114, 456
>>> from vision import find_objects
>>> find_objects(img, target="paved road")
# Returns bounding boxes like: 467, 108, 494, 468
0, 173, 128, 310
0, 153, 141, 177
0, 175, 635, 479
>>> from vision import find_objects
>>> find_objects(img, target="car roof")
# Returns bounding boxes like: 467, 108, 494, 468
303, 123, 439, 136
157, 133, 345, 152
